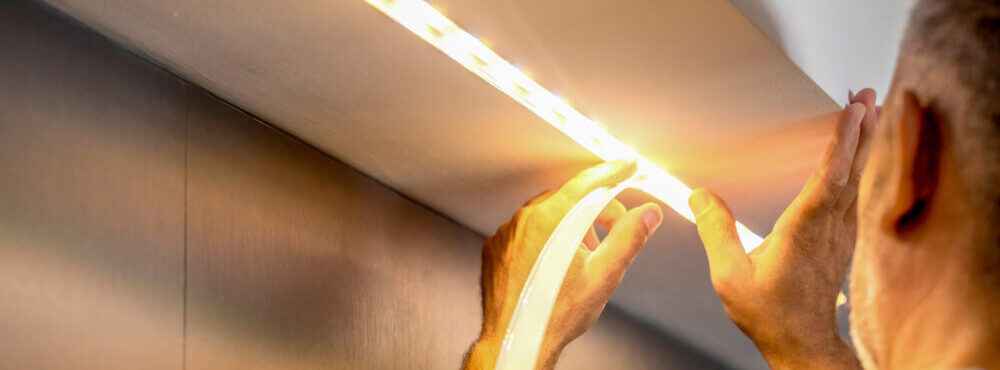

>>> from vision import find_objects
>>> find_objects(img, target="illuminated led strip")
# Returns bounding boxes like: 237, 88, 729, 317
364, 0, 764, 249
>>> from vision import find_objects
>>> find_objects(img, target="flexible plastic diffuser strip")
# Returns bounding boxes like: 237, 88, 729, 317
364, 0, 764, 248
364, 3, 850, 368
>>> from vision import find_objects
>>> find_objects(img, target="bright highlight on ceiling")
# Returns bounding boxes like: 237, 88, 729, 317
364, 0, 764, 249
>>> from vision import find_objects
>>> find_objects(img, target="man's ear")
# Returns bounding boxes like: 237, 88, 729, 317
881, 90, 943, 235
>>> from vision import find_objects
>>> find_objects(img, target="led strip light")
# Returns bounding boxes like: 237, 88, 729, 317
364, 0, 764, 249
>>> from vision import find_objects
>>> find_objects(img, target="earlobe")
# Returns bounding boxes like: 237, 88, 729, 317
881, 91, 942, 235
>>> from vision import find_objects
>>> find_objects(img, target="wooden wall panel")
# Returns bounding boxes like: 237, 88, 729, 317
182, 90, 727, 369
0, 1, 728, 368
183, 89, 486, 369
0, 1, 186, 369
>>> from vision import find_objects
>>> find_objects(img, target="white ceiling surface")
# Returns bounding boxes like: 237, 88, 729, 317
729, 0, 915, 106
40, 0, 901, 368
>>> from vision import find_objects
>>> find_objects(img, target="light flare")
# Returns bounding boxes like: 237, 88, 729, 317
363, 0, 764, 248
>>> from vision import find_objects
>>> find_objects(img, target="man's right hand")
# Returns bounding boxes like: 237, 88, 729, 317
688, 89, 879, 369
465, 160, 662, 370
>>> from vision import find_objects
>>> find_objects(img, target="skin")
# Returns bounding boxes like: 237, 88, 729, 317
463, 160, 663, 370
465, 86, 1000, 369
464, 94, 877, 370
698, 85, 1000, 369
687, 90, 878, 370
849, 88, 1000, 369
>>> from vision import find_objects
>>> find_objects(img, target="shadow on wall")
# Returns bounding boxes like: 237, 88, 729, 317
0, 0, 737, 368
182, 91, 486, 368
0, 0, 482, 368
727, 0, 787, 51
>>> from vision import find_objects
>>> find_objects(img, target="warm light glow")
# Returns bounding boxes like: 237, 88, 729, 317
365, 1, 849, 365
363, 0, 764, 249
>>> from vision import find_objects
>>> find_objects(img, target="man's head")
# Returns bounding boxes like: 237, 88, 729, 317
851, 0, 1000, 367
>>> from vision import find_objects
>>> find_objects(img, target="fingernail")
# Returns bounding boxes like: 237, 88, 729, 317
619, 158, 639, 177
642, 205, 662, 234
688, 189, 711, 216
608, 158, 637, 170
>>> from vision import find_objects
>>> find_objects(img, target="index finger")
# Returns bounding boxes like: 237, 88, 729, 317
794, 103, 865, 216
547, 159, 638, 214
835, 89, 879, 216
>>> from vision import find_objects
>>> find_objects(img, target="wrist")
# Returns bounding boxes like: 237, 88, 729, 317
535, 335, 568, 370
759, 331, 860, 370
463, 333, 568, 370
464, 336, 500, 370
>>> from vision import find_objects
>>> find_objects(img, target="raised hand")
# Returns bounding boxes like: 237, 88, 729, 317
690, 89, 880, 369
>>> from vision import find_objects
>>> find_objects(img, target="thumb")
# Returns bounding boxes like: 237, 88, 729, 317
589, 203, 662, 281
689, 189, 750, 283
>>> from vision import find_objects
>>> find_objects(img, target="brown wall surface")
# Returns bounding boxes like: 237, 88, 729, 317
0, 0, 728, 368
0, 1, 187, 368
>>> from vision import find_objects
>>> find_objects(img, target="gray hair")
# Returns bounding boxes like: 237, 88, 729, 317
894, 0, 1000, 282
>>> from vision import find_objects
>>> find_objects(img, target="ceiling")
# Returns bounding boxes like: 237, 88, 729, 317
40, 0, 908, 367
729, 0, 915, 106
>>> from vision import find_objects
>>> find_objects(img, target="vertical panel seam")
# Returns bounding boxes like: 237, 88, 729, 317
182, 84, 189, 370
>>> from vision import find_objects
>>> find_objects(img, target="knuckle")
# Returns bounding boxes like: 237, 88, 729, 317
848, 172, 863, 190
844, 173, 861, 192
492, 221, 512, 240
571, 167, 599, 187
821, 170, 849, 195
800, 201, 831, 220
710, 269, 740, 293
512, 205, 535, 223
805, 190, 840, 215
605, 259, 629, 278
706, 214, 733, 233
630, 222, 651, 242
844, 102, 867, 122
524, 189, 555, 206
